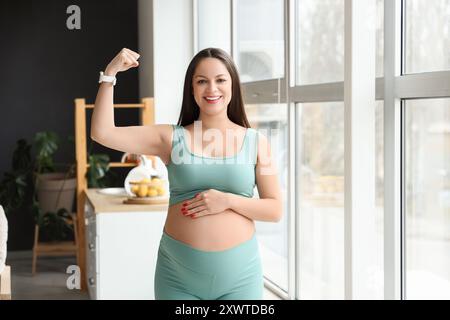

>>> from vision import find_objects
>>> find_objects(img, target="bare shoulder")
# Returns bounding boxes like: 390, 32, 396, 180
149, 124, 176, 164
255, 130, 273, 165
155, 123, 176, 146
233, 125, 248, 136
255, 129, 269, 149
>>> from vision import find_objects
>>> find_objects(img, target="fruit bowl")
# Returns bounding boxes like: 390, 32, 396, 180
128, 177, 168, 198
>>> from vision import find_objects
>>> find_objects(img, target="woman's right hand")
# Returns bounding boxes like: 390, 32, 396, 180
104, 48, 140, 76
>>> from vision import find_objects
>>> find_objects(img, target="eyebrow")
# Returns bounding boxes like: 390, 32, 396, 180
194, 74, 226, 79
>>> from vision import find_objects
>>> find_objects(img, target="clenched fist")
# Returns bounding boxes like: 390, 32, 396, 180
104, 48, 140, 76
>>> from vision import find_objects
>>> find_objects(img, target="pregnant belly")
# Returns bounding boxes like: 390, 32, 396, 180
164, 201, 255, 251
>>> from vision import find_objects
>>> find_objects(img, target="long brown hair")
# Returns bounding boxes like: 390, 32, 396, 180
177, 48, 251, 128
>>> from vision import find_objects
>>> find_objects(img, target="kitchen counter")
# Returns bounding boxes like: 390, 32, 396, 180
84, 188, 168, 300
85, 188, 169, 213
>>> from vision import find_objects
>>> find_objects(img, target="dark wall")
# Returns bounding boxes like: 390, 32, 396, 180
0, 0, 140, 250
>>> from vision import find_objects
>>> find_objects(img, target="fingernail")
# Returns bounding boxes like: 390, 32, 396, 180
191, 214, 196, 219
182, 203, 187, 207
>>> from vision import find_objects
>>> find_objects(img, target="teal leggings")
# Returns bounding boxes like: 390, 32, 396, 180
154, 230, 263, 300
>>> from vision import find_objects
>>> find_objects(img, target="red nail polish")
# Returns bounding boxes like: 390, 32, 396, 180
191, 214, 196, 219
182, 203, 187, 207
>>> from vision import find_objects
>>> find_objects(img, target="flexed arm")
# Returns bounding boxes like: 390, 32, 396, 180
90, 48, 171, 157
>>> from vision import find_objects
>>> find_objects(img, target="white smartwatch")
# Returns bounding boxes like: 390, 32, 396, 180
98, 71, 117, 86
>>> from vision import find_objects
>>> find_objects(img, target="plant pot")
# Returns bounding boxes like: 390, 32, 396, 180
36, 173, 77, 214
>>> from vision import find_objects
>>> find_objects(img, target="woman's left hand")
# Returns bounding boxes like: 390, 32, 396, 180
181, 189, 230, 219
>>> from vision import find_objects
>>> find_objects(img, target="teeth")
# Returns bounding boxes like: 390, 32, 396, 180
205, 96, 221, 101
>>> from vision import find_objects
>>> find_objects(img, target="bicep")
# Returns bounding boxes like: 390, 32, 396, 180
255, 132, 282, 200
90, 124, 172, 157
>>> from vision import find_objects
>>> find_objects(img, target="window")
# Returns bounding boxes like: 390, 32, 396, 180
298, 102, 344, 299
194, 0, 450, 300
246, 103, 289, 292
235, 0, 284, 82
296, 0, 383, 82
404, 0, 450, 74
296, 100, 384, 299
405, 98, 450, 299
374, 100, 385, 299
376, 0, 384, 77
296, 0, 344, 85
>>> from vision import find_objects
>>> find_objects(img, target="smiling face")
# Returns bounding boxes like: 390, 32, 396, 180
192, 57, 232, 117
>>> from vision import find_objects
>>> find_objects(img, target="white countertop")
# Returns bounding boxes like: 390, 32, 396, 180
85, 188, 169, 213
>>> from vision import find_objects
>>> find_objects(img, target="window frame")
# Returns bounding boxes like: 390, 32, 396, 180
194, 0, 450, 300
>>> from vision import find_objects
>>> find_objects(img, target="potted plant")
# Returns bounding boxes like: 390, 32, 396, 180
32, 131, 76, 241
33, 132, 76, 233
0, 131, 116, 242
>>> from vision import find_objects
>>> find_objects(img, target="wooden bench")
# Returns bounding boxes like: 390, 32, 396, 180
0, 266, 11, 300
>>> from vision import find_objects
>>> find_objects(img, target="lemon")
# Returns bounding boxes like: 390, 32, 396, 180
137, 185, 148, 197
131, 185, 139, 195
156, 186, 165, 196
147, 187, 158, 197
151, 178, 162, 185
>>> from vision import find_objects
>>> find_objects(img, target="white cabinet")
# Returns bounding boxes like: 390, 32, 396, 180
84, 190, 167, 300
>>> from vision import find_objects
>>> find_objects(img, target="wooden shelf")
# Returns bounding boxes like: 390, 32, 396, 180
86, 162, 138, 168
85, 103, 145, 109
108, 162, 138, 168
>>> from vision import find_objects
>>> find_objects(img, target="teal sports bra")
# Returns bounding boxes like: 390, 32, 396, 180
166, 124, 258, 206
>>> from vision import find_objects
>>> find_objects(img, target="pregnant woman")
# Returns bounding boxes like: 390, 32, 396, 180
91, 47, 282, 300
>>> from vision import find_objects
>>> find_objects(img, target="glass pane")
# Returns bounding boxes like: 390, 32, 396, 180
374, 100, 384, 299
296, 0, 344, 85
405, 98, 450, 299
405, 0, 450, 74
298, 101, 384, 299
235, 0, 284, 82
376, 0, 384, 78
198, 0, 231, 53
298, 102, 344, 299
246, 103, 289, 292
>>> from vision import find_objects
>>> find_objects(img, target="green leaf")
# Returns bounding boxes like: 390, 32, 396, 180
34, 131, 60, 173
87, 153, 111, 188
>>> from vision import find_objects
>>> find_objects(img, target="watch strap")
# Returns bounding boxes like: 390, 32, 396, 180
99, 71, 117, 86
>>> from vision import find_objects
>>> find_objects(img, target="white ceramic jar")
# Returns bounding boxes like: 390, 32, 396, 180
124, 155, 158, 196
